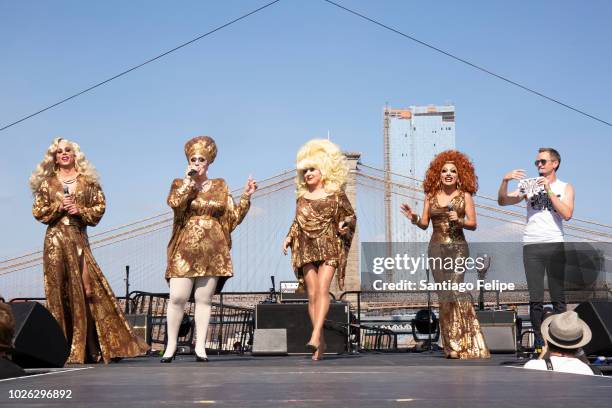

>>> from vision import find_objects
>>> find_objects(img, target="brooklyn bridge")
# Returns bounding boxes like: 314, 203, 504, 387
2, 153, 610, 311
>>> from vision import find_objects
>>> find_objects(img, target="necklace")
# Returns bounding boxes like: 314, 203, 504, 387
195, 179, 212, 192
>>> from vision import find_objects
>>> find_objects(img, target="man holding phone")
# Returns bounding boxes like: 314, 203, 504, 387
498, 148, 575, 351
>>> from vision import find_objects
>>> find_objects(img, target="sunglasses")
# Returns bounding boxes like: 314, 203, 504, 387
534, 159, 555, 166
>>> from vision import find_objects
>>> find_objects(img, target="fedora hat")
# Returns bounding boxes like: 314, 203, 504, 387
541, 311, 592, 350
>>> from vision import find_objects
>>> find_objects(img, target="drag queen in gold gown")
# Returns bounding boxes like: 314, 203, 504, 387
401, 150, 489, 359
31, 138, 147, 364
283, 139, 356, 360
162, 136, 257, 362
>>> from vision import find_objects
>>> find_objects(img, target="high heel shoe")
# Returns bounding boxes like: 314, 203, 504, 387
160, 351, 177, 363
195, 353, 209, 362
305, 342, 319, 353
312, 342, 326, 361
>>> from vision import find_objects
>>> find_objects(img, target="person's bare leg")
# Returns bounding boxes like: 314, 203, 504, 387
81, 258, 92, 299
193, 276, 218, 358
303, 264, 319, 347
85, 299, 100, 362
79, 255, 99, 360
163, 278, 194, 359
312, 264, 335, 360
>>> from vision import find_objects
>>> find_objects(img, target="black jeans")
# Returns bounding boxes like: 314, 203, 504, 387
523, 243, 567, 342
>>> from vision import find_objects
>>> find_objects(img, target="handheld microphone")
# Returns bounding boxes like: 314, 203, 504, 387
339, 216, 353, 229
447, 202, 455, 228
63, 186, 70, 196
187, 169, 197, 177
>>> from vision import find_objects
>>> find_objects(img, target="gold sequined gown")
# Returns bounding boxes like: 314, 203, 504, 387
165, 178, 250, 292
286, 191, 356, 290
33, 176, 148, 364
428, 193, 490, 359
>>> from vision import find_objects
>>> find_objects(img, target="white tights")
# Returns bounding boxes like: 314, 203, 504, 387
163, 276, 218, 358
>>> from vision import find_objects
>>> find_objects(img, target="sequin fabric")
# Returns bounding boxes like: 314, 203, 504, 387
428, 193, 490, 359
33, 176, 148, 364
286, 191, 356, 291
165, 178, 250, 293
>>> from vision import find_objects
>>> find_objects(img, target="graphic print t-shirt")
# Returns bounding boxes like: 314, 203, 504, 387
522, 179, 567, 243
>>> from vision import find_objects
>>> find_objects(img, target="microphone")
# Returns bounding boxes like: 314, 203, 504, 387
339, 216, 353, 229
447, 202, 455, 229
187, 169, 197, 177
63, 186, 70, 196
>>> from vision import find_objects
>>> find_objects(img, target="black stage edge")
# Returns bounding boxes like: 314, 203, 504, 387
0, 354, 610, 407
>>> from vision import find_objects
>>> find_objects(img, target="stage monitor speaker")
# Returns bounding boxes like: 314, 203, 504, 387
10, 302, 69, 368
255, 302, 349, 354
476, 310, 517, 353
575, 301, 612, 356
0, 358, 26, 380
252, 329, 287, 355
279, 281, 308, 303
126, 314, 151, 345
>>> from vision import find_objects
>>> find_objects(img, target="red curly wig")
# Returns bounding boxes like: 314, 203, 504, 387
422, 150, 478, 195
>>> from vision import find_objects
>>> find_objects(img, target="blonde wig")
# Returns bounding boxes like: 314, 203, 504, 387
295, 139, 348, 197
29, 137, 100, 193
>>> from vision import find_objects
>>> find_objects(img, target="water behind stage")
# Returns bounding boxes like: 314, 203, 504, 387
1, 353, 610, 407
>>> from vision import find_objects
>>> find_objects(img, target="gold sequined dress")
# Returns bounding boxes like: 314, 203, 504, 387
428, 193, 490, 359
165, 178, 250, 292
33, 175, 148, 364
286, 191, 356, 290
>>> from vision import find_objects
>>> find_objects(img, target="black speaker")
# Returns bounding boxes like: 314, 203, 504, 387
575, 301, 612, 356
255, 302, 349, 354
0, 358, 26, 380
476, 310, 517, 353
10, 302, 70, 368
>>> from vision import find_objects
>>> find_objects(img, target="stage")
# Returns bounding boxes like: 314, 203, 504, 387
0, 353, 610, 407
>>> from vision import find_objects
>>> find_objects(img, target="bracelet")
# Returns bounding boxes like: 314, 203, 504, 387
411, 214, 420, 225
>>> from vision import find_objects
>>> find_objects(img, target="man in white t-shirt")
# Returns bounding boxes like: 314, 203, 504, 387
523, 311, 594, 376
498, 148, 575, 349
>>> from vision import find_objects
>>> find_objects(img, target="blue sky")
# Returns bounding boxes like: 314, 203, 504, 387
1, 0, 611, 259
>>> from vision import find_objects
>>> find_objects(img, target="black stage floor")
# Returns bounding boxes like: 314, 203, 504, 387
0, 353, 610, 407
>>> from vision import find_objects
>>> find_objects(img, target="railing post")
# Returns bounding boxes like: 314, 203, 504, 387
218, 292, 224, 355
357, 291, 361, 352
124, 265, 130, 314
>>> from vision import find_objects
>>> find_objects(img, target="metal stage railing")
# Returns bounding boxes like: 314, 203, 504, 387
129, 291, 254, 354
7, 286, 610, 355
358, 324, 397, 351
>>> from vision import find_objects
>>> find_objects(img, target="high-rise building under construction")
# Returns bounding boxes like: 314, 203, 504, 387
383, 105, 455, 243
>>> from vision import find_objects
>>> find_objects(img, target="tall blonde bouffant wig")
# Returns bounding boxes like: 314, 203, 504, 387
295, 139, 348, 197
29, 137, 100, 193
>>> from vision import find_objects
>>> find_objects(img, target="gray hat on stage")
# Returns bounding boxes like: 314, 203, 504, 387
541, 311, 592, 350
